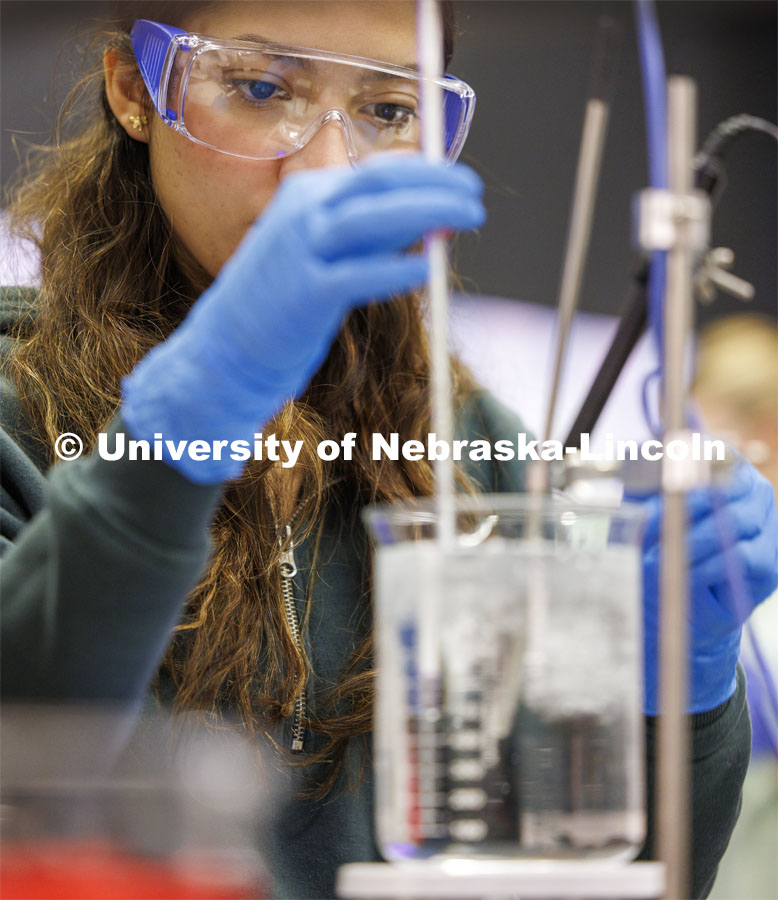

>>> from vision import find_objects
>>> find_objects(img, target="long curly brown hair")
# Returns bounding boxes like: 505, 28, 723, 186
4, 0, 474, 796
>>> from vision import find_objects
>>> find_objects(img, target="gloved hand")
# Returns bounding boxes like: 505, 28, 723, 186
632, 460, 778, 714
121, 155, 485, 483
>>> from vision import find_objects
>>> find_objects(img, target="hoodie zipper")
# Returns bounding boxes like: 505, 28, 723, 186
278, 521, 306, 753
276, 478, 344, 754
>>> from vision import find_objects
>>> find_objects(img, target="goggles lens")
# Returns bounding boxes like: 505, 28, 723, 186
131, 21, 475, 163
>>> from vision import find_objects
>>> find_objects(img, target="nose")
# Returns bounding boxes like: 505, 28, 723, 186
279, 113, 356, 175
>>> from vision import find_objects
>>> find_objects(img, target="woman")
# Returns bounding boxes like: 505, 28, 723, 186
1, 3, 775, 898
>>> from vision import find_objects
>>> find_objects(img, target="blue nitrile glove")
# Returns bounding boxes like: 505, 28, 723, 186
632, 460, 778, 714
121, 155, 485, 483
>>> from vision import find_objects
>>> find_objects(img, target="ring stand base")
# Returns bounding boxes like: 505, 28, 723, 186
337, 860, 666, 899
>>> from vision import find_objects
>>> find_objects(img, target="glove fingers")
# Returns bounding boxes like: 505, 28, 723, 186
637, 463, 760, 553
692, 526, 778, 608
310, 189, 485, 261
681, 490, 770, 568
326, 253, 430, 305
684, 461, 753, 515
641, 527, 776, 620
641, 495, 773, 586
320, 154, 484, 205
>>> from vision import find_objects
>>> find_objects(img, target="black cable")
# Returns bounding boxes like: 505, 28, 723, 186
562, 114, 777, 450
694, 114, 778, 198
563, 262, 648, 449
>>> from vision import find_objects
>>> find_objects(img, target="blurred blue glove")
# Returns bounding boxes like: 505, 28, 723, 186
633, 461, 778, 715
121, 155, 485, 483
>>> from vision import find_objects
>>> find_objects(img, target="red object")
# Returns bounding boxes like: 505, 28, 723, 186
0, 839, 269, 900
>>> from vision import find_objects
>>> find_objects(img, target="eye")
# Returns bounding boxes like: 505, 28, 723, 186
366, 102, 416, 128
230, 78, 290, 104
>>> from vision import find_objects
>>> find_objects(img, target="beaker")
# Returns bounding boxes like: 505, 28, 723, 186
0, 706, 272, 899
363, 493, 646, 862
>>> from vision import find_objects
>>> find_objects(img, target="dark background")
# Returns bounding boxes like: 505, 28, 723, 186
2, 1, 776, 326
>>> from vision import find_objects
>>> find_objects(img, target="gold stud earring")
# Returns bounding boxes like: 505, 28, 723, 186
129, 114, 148, 132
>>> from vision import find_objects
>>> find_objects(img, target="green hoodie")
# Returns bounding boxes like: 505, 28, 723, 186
0, 287, 750, 898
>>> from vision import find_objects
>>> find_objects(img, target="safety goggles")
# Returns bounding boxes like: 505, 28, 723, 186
129, 19, 476, 165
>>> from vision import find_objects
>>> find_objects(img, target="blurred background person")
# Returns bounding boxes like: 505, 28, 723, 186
695, 314, 778, 900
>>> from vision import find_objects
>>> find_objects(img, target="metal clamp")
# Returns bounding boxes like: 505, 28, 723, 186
550, 442, 737, 495
695, 246, 755, 303
635, 188, 711, 253
660, 429, 711, 492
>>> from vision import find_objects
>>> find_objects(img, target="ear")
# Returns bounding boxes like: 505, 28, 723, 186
103, 48, 151, 144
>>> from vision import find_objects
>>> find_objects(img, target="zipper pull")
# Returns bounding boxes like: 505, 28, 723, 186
278, 524, 297, 578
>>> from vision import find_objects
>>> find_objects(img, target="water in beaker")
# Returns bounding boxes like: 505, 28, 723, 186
364, 494, 646, 861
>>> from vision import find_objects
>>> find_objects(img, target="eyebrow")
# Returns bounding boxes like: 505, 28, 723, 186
233, 32, 274, 43
232, 33, 418, 75
363, 67, 419, 81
